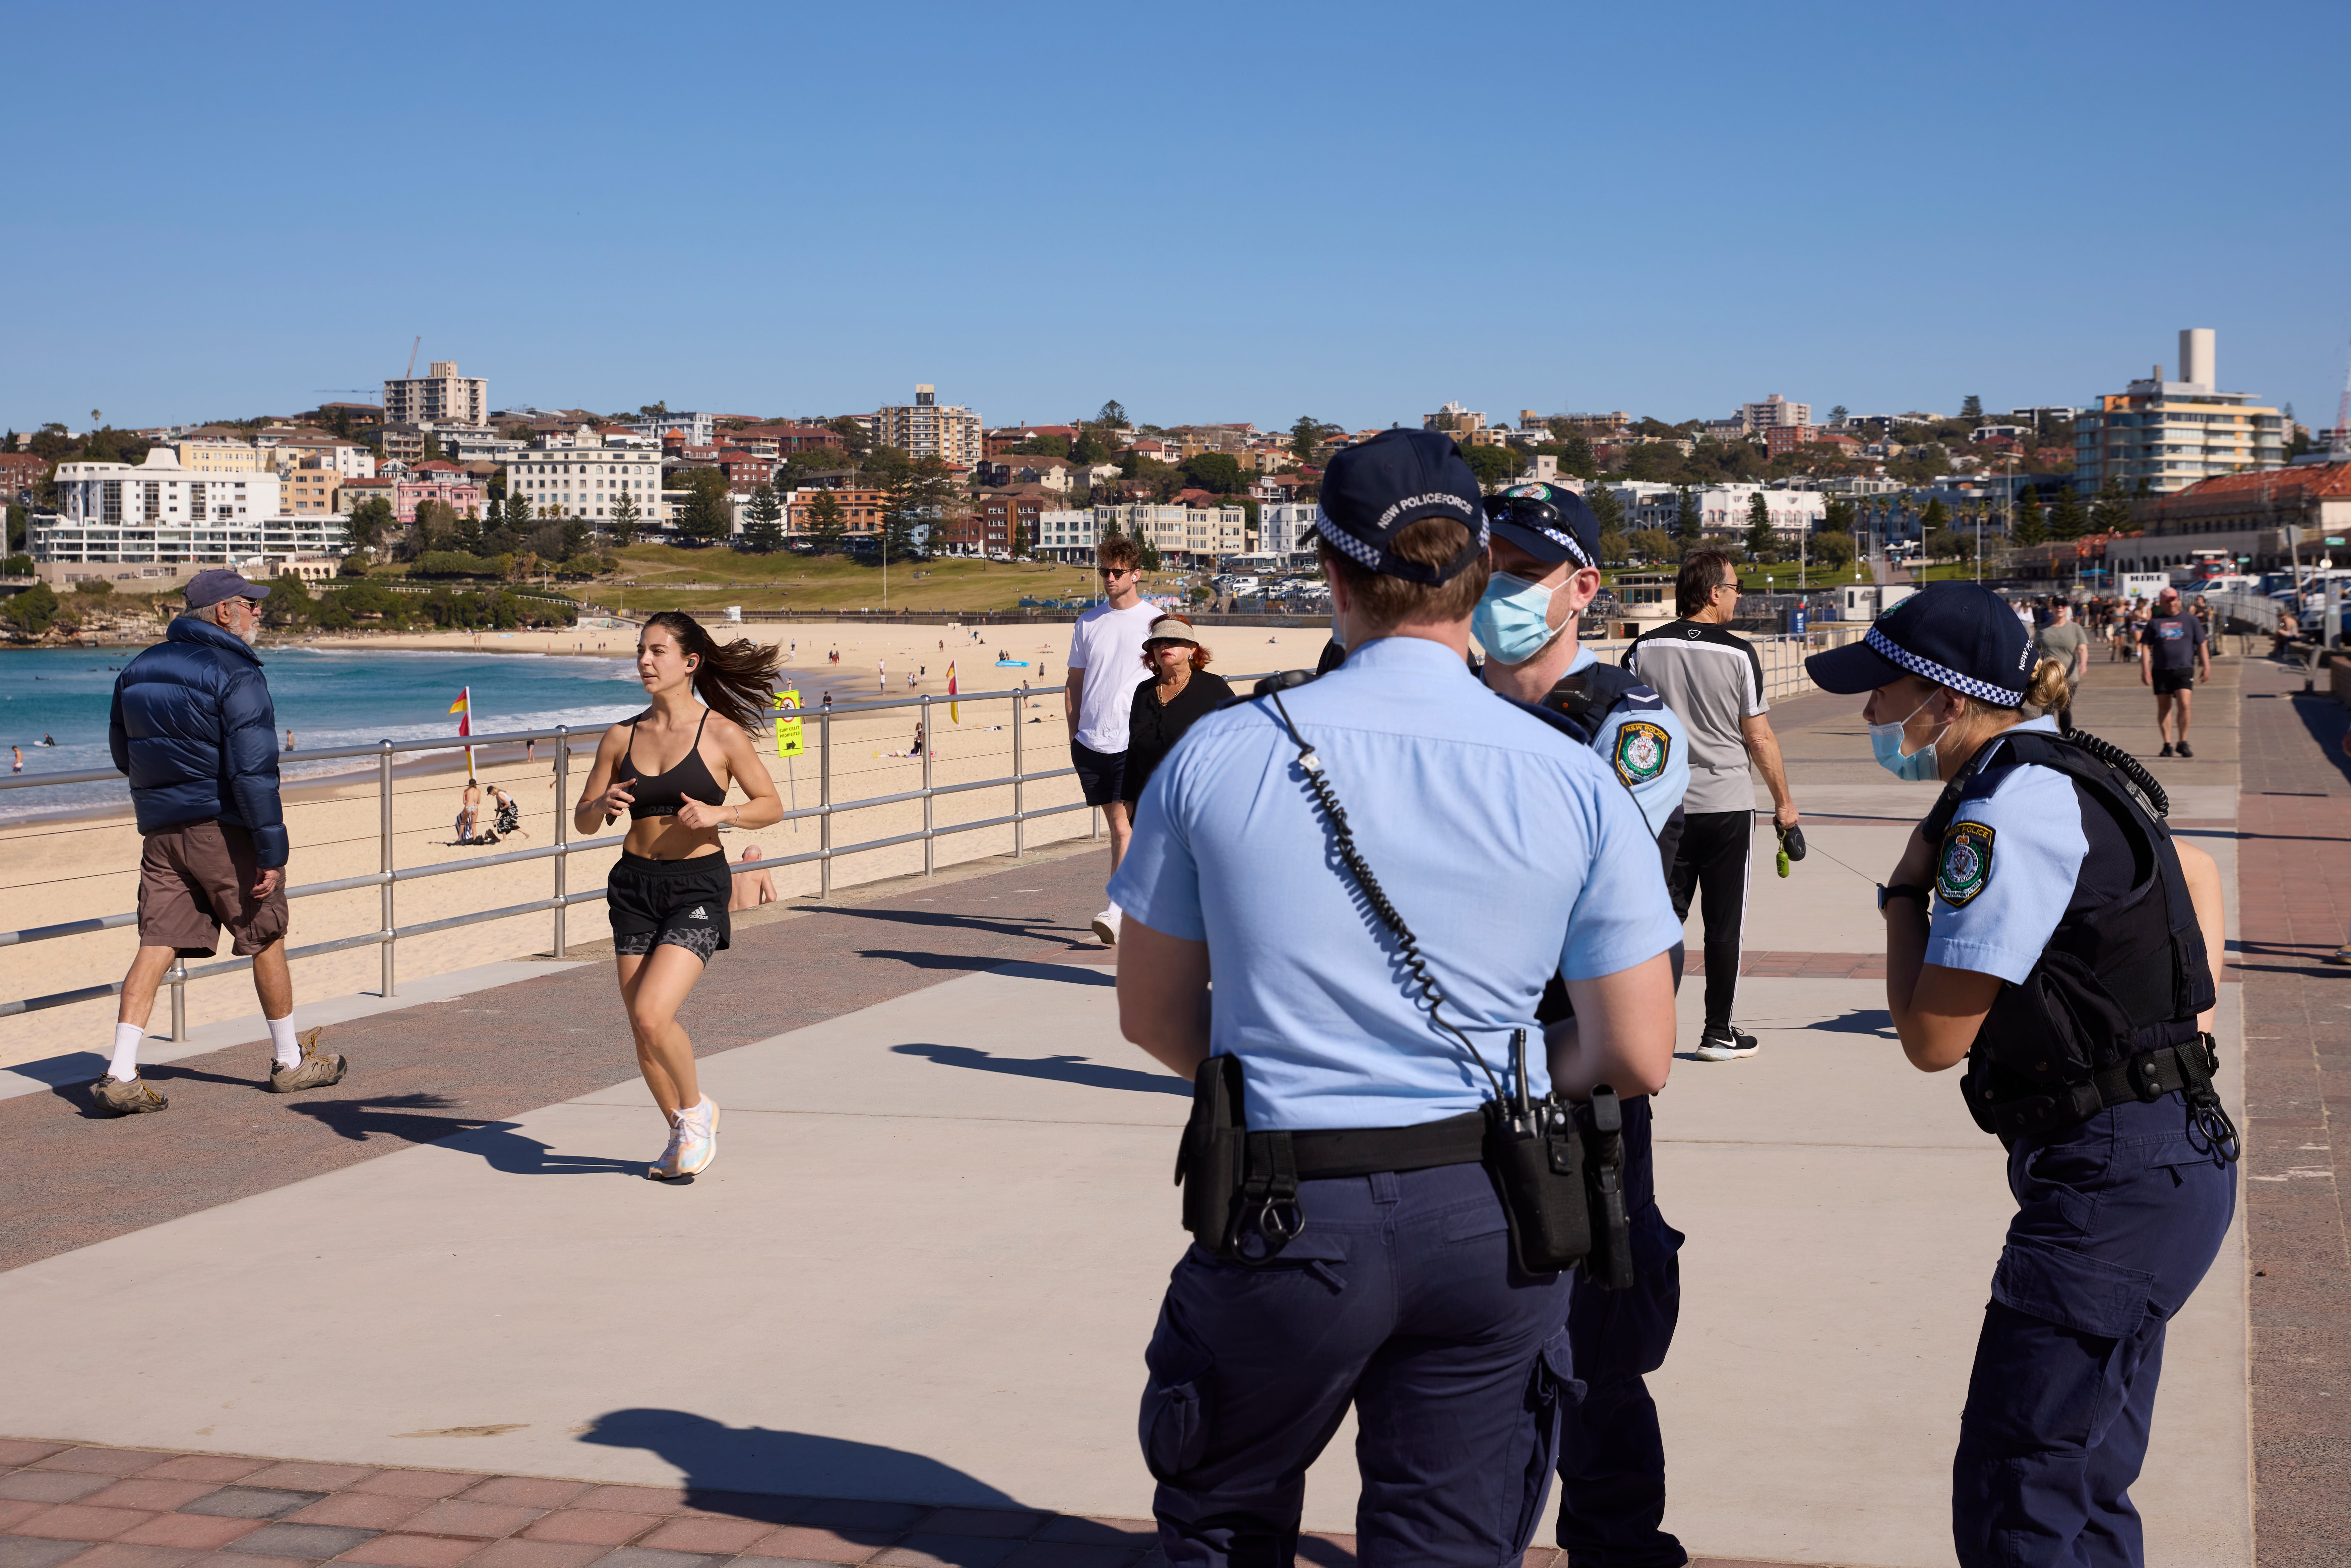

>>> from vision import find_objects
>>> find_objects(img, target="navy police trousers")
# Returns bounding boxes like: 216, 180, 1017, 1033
1952, 1091, 2236, 1567
1139, 1161, 1576, 1568
1556, 1094, 1687, 1568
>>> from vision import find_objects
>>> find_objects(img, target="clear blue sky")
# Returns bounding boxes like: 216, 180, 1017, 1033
8, 2, 2348, 436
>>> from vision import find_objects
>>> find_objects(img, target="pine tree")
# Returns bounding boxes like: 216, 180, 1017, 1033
2049, 485, 2087, 541
2012, 485, 2046, 548
1745, 492, 1775, 556
454, 506, 486, 556
743, 483, 786, 552
1676, 485, 1702, 545
608, 488, 641, 545
806, 490, 846, 554
2090, 479, 2132, 536
1584, 483, 1623, 536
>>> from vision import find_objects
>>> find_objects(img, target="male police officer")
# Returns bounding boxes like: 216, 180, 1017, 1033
1475, 482, 1693, 1568
1112, 430, 1683, 1567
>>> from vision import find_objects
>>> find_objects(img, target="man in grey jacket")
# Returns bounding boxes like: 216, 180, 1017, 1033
96, 568, 346, 1114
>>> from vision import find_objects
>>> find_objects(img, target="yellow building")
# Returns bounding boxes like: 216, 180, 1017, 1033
177, 435, 265, 473
2073, 328, 2288, 496
283, 459, 343, 515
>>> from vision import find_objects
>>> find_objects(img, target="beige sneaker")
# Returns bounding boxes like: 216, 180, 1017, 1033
647, 1118, 687, 1181
676, 1098, 719, 1177
269, 1027, 347, 1093
92, 1075, 168, 1115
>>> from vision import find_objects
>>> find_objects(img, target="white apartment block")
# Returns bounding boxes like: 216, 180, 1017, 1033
264, 439, 376, 480
620, 411, 718, 447
37, 449, 345, 566
1035, 509, 1102, 562
875, 386, 982, 467
1596, 481, 1824, 541
503, 444, 667, 527
1739, 394, 1811, 431
383, 361, 488, 425
1092, 503, 1249, 567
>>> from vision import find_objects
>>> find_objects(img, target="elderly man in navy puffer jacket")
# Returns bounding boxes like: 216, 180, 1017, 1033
95, 568, 347, 1114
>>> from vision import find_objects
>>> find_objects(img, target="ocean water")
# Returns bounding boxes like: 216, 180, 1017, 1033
0, 643, 849, 821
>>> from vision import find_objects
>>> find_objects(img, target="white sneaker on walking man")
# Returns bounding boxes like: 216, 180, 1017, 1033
1063, 537, 1157, 945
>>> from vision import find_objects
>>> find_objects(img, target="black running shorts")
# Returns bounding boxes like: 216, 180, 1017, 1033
1070, 740, 1126, 807
2152, 668, 2195, 695
606, 852, 733, 961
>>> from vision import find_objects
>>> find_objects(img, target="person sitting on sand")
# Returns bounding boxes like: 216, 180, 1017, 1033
728, 844, 777, 913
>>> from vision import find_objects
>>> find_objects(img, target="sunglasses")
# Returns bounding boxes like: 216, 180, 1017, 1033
1485, 495, 1594, 568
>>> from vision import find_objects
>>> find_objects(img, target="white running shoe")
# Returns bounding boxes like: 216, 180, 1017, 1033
1091, 906, 1122, 946
647, 1118, 687, 1181
675, 1097, 719, 1177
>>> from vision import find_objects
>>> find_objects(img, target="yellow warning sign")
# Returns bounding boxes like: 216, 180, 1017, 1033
774, 689, 804, 758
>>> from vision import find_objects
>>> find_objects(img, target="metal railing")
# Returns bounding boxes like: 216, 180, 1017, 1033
0, 679, 1109, 1032
0, 628, 1861, 1031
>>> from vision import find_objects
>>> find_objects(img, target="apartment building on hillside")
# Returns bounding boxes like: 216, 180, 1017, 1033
2072, 329, 2287, 496
383, 361, 487, 426
874, 386, 982, 467
503, 443, 667, 527
35, 447, 347, 567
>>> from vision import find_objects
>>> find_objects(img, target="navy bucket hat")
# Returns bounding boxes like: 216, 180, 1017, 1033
1804, 581, 2035, 707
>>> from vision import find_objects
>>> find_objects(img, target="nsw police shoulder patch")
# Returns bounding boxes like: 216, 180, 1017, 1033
1937, 821, 1995, 907
1613, 719, 1670, 786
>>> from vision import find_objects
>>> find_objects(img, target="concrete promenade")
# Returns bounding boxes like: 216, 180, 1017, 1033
1, 648, 2342, 1568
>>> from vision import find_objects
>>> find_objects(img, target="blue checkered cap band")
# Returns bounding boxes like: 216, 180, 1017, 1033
1529, 517, 1594, 568
1313, 504, 1489, 576
1865, 625, 2023, 706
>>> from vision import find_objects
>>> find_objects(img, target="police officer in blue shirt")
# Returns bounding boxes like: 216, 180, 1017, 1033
1806, 583, 2235, 1568
1475, 481, 1693, 1568
1112, 429, 1685, 1568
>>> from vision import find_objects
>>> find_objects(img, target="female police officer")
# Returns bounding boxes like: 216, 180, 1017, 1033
1806, 582, 2234, 1568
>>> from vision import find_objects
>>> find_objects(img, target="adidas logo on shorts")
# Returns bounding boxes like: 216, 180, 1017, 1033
686, 906, 708, 920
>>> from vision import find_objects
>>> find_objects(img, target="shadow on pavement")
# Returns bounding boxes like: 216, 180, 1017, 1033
807, 902, 1092, 944
577, 1406, 1028, 1516
282, 1092, 644, 1175
1813, 1008, 1899, 1038
891, 1042, 1190, 1096
2286, 689, 2351, 788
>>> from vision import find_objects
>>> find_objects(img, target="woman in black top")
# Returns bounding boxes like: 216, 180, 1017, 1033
1120, 614, 1233, 811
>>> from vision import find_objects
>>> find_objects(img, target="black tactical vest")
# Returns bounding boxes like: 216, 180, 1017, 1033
1923, 730, 2213, 1110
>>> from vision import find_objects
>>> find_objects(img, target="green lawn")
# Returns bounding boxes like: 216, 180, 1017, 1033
558, 545, 1161, 614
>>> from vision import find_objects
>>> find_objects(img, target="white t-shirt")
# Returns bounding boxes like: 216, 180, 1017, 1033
1067, 600, 1159, 753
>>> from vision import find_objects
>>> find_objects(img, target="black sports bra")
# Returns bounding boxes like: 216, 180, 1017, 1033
622, 710, 725, 819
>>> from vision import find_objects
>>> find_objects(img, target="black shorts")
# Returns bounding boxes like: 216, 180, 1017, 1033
2152, 668, 2195, 695
1070, 740, 1126, 807
606, 851, 733, 961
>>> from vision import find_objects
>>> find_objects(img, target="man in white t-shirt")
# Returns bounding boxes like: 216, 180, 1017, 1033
1063, 535, 1158, 944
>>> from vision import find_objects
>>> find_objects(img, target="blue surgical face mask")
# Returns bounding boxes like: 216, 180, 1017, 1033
1869, 693, 1948, 781
1472, 572, 1564, 664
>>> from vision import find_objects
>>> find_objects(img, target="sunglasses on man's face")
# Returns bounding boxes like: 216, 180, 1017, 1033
1099, 568, 1133, 579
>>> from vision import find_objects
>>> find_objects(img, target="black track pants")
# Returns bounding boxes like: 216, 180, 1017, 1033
1664, 809, 1750, 1034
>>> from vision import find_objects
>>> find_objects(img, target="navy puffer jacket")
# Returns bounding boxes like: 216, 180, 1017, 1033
108, 615, 288, 867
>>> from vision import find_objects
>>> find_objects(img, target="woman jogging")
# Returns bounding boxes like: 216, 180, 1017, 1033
575, 611, 784, 1181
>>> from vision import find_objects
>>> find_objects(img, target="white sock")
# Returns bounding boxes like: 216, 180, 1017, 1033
109, 1023, 143, 1082
267, 1016, 301, 1069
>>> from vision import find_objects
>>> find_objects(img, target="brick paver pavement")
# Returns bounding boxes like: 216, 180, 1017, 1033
2232, 656, 2351, 1568
0, 1440, 1838, 1568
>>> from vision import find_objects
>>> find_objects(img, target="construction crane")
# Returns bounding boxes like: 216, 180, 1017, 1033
2331, 336, 2351, 463
405, 336, 422, 379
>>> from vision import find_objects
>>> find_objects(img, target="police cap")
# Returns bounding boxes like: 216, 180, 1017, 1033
1805, 581, 2033, 707
1314, 429, 1488, 585
1485, 481, 1599, 570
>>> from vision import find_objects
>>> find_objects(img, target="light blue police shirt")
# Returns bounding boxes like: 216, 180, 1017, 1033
1568, 645, 1690, 837
1924, 717, 2088, 985
1107, 634, 1684, 1131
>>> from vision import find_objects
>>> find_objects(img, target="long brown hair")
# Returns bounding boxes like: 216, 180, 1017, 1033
642, 611, 783, 733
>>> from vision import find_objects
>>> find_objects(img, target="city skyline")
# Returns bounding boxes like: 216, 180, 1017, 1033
6, 1, 2348, 434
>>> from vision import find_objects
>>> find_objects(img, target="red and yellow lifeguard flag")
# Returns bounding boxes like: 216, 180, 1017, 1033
450, 688, 474, 776
946, 663, 958, 724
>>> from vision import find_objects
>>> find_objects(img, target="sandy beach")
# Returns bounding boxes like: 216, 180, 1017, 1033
1, 619, 1345, 1072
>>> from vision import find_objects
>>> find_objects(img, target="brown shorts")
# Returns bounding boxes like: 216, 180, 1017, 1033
136, 820, 290, 958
